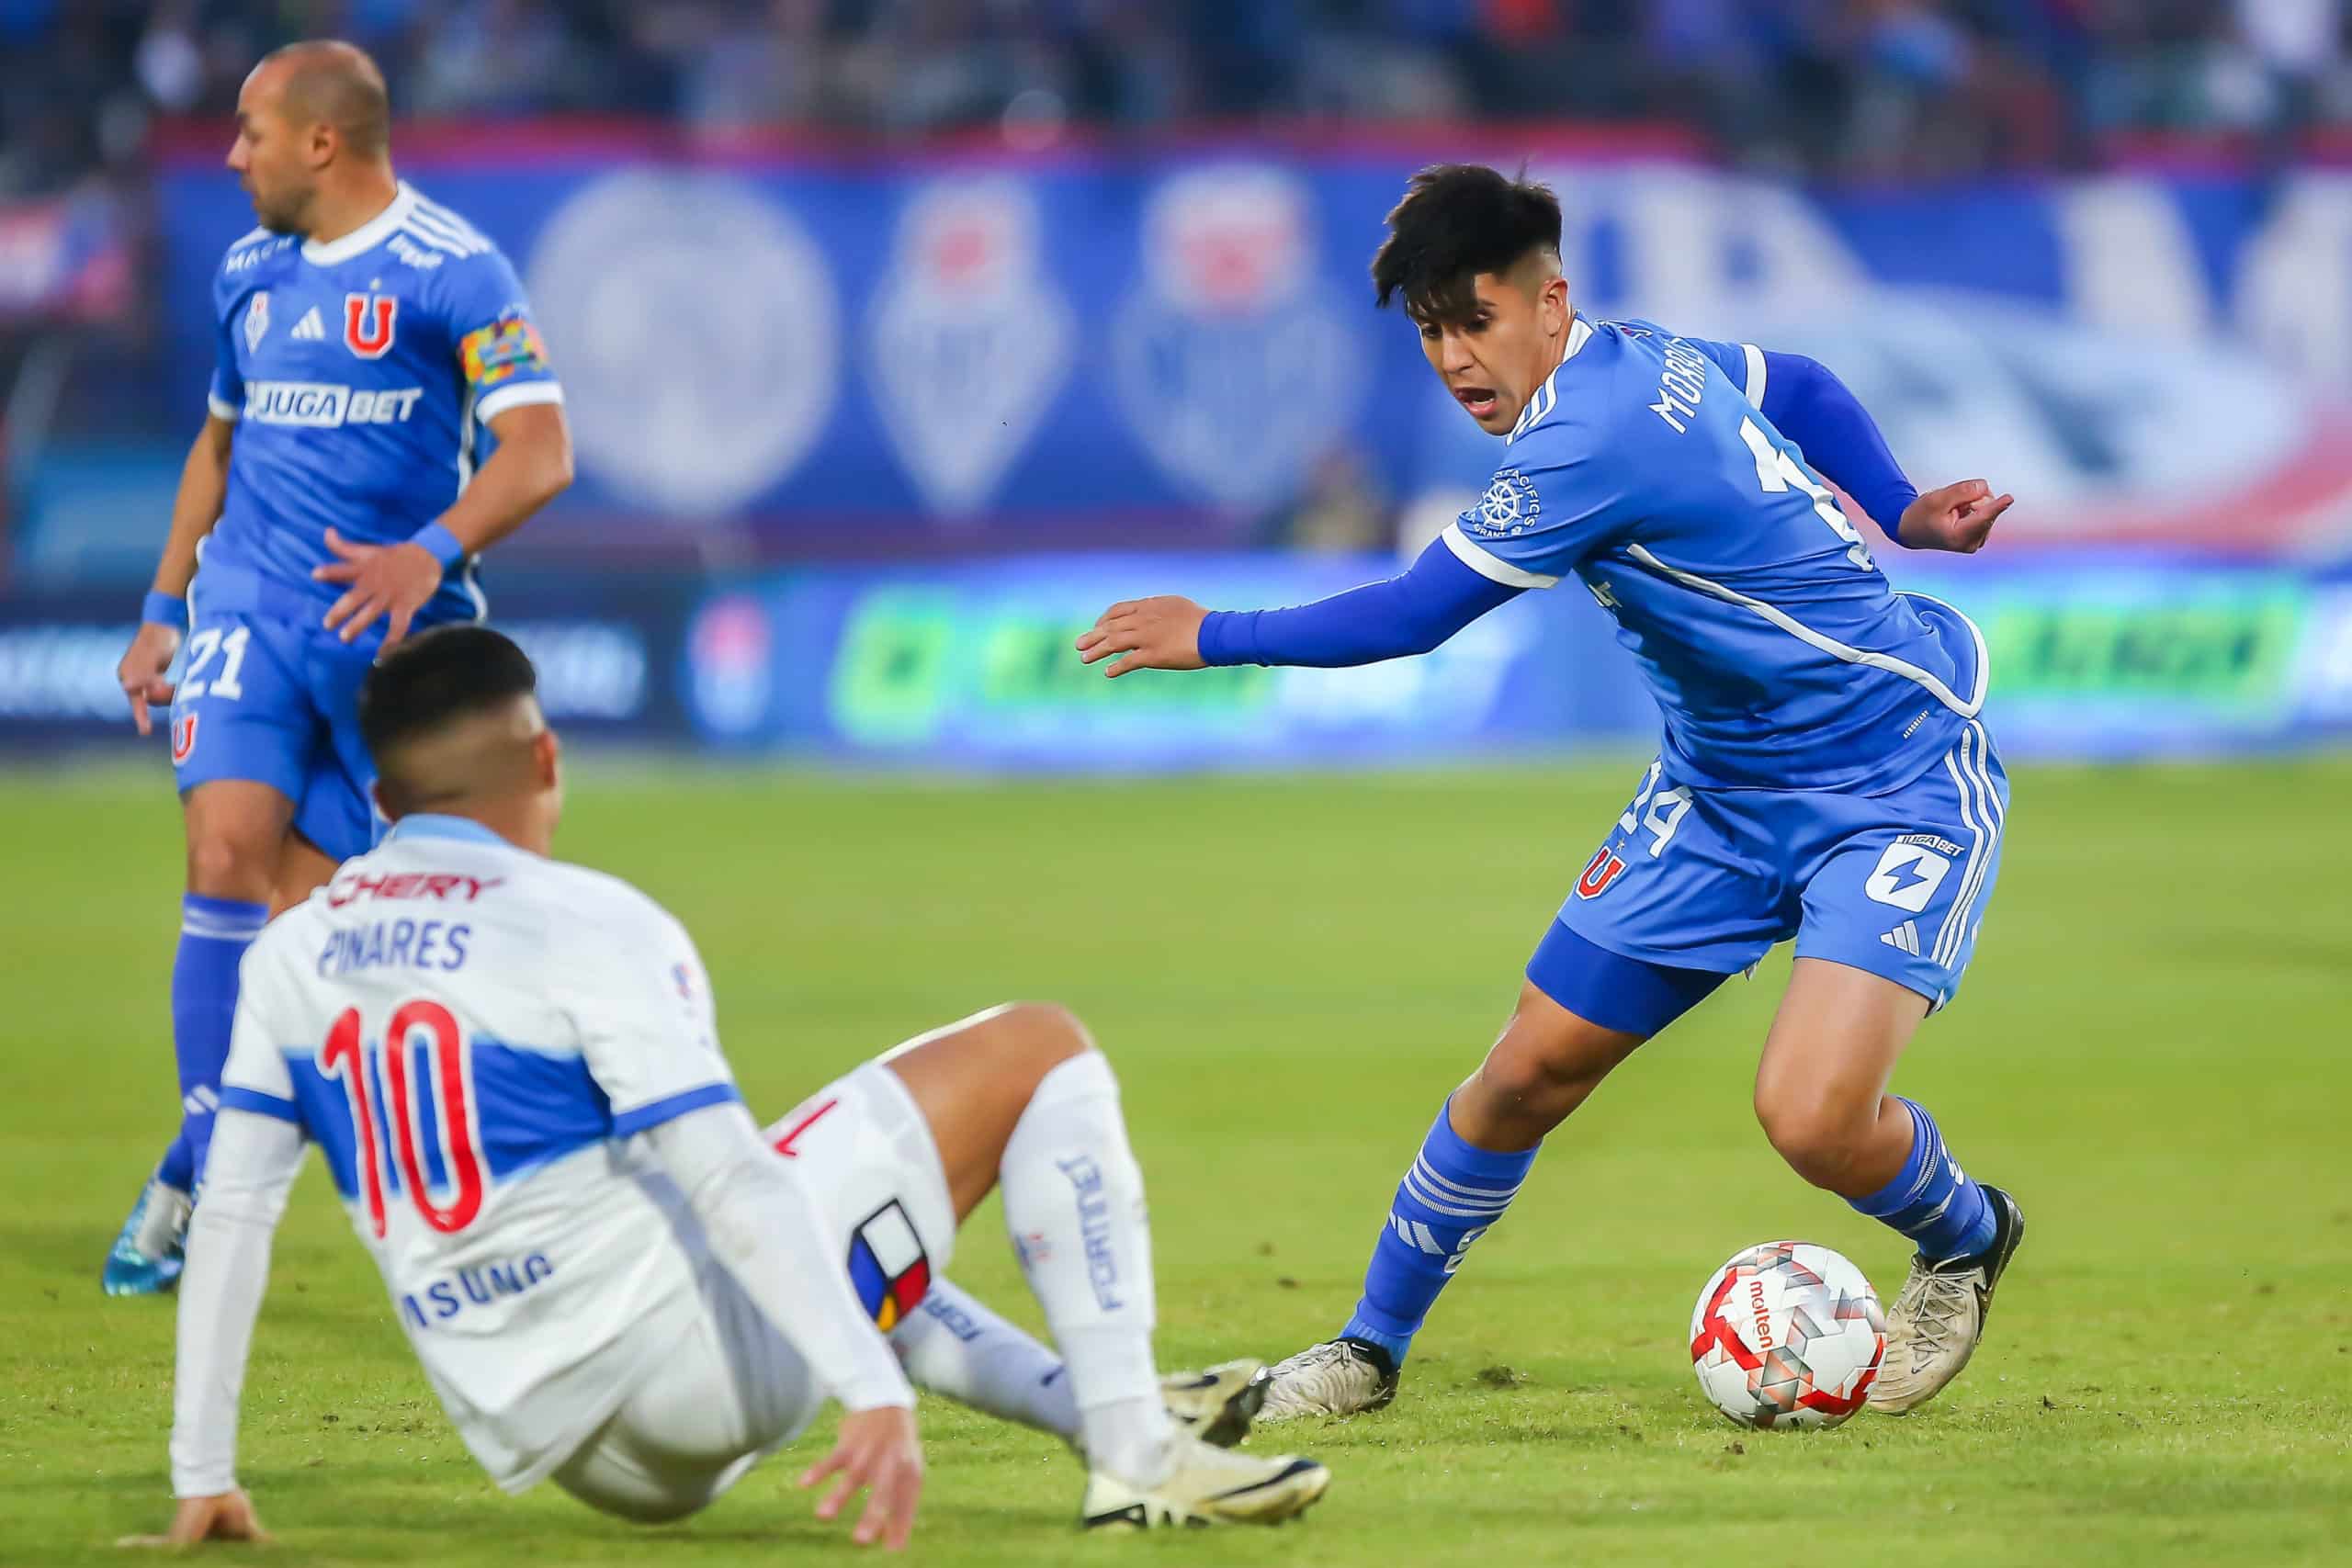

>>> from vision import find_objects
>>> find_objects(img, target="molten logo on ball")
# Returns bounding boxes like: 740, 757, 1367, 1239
1690, 1240, 1884, 1430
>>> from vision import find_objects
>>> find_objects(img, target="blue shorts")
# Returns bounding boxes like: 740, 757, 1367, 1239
168, 607, 381, 862
1532, 718, 2007, 1031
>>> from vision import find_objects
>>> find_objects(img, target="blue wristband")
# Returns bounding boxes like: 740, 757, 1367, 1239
141, 591, 187, 627
411, 522, 467, 569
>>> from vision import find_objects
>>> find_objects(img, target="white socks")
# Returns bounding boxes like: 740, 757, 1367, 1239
997, 1051, 1173, 1483
887, 1278, 1080, 1439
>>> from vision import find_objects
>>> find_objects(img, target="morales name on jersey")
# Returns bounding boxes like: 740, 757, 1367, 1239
1442, 316, 1985, 794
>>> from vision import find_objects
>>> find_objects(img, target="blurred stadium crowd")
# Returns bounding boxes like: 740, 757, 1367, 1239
5, 0, 2351, 195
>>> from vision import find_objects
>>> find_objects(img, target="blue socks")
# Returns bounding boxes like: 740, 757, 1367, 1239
162, 894, 268, 1193
1849, 1097, 1996, 1261
1340, 1100, 1538, 1366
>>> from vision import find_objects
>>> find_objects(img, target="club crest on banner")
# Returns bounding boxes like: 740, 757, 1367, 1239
869, 179, 1072, 519
1112, 166, 1362, 511
526, 171, 838, 517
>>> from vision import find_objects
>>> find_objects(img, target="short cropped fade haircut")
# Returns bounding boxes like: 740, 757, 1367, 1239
358, 626, 539, 803
1372, 164, 1564, 325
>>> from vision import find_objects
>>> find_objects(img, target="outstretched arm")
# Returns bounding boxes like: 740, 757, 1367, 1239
147, 1109, 304, 1542
1078, 535, 1523, 677
1753, 351, 2011, 553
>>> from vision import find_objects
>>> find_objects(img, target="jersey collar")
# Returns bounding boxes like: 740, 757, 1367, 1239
1507, 317, 1591, 446
302, 181, 418, 267
385, 813, 513, 849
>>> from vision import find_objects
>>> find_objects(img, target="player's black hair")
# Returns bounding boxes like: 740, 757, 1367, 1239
357, 625, 539, 773
1372, 164, 1564, 324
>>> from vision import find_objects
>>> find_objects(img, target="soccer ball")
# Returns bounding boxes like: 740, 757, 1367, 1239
1690, 1240, 1885, 1429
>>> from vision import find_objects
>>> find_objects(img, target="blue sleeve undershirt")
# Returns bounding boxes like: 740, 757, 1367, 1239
1196, 538, 1522, 669
1754, 351, 1920, 545
1194, 350, 1916, 671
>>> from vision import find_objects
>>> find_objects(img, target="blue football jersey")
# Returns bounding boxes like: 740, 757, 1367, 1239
197, 183, 562, 631
1439, 316, 1984, 793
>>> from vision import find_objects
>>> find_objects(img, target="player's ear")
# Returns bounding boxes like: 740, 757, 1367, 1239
1540, 272, 1570, 337
534, 727, 561, 793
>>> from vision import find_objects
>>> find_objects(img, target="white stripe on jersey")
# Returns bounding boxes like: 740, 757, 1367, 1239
1623, 544, 1989, 719
1441, 520, 1560, 589
1508, 317, 1594, 445
474, 381, 566, 423
403, 208, 487, 256
1741, 343, 1768, 404
397, 223, 476, 259
412, 195, 493, 249
1934, 720, 2004, 967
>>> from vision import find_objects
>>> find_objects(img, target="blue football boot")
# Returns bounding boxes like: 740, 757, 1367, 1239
102, 1176, 192, 1297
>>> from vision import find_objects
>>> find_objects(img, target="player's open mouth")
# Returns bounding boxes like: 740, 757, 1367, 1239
1454, 387, 1498, 418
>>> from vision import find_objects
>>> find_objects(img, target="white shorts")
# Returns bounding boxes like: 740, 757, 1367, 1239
551, 1061, 957, 1523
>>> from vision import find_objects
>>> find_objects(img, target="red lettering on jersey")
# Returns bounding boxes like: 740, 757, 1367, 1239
771, 1098, 840, 1158
344, 293, 397, 358
170, 713, 198, 766
1575, 848, 1628, 899
327, 870, 506, 908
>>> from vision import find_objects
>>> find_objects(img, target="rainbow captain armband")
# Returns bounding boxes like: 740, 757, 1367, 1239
458, 312, 551, 389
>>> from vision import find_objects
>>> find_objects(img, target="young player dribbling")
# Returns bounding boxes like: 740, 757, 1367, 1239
1080, 164, 2026, 1423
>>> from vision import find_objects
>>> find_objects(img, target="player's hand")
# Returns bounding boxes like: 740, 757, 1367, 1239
118, 621, 183, 738
1076, 596, 1209, 677
313, 526, 444, 649
1898, 479, 2012, 554
799, 1404, 922, 1550
117, 1489, 271, 1548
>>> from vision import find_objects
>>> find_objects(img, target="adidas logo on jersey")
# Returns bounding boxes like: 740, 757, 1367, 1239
291, 306, 326, 341
1880, 920, 1921, 956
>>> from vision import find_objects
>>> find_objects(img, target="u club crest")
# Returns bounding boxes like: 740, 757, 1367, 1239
344, 293, 398, 358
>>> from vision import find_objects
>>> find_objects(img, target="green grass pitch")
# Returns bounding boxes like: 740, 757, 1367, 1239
4, 756, 2348, 1565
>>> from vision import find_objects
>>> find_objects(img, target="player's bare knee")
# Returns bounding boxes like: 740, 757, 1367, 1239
1470, 1029, 1594, 1125
1754, 1091, 1871, 1190
987, 1000, 1096, 1089
184, 830, 274, 902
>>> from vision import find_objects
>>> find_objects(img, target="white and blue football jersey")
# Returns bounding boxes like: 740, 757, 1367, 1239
1438, 317, 1984, 793
216, 816, 741, 1489
198, 183, 562, 629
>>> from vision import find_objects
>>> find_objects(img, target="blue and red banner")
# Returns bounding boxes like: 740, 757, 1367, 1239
148, 140, 2352, 562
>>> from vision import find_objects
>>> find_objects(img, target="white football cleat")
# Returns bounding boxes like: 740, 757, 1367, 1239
1869, 1186, 2027, 1415
1256, 1338, 1398, 1423
1160, 1359, 1270, 1448
1080, 1435, 1330, 1530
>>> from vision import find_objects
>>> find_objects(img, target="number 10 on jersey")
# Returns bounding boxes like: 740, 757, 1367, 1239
320, 1000, 487, 1238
